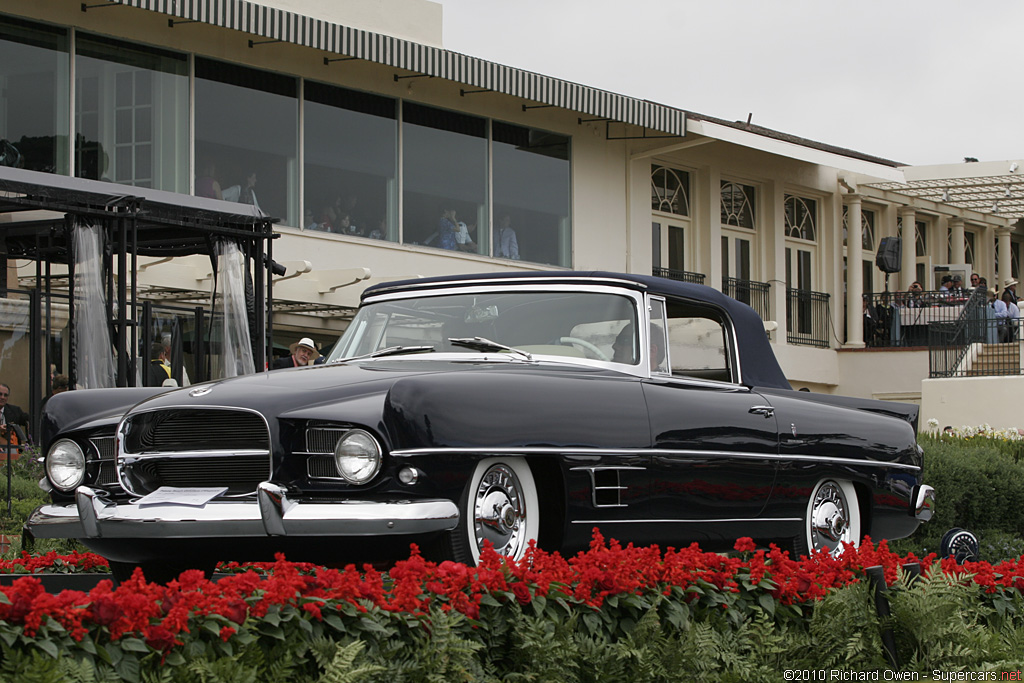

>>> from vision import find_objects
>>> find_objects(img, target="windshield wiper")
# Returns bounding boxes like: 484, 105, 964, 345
332, 345, 435, 362
448, 337, 533, 361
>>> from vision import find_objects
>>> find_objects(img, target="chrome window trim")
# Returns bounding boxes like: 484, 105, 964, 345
345, 283, 653, 378
391, 446, 922, 472
646, 292, 744, 386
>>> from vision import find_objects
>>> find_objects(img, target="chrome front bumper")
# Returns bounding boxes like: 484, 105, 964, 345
26, 483, 460, 539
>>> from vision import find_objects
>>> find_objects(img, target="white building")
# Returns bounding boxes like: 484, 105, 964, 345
1, 0, 1021, 425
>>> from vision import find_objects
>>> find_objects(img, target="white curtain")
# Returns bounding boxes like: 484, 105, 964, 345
73, 222, 116, 389
213, 240, 255, 378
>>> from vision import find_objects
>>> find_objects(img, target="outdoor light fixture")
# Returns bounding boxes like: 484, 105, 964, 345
1006, 185, 1013, 198
992, 202, 1000, 213
942, 189, 950, 201
1011, 162, 1019, 173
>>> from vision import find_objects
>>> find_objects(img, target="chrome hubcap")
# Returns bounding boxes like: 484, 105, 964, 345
473, 464, 527, 557
810, 481, 849, 555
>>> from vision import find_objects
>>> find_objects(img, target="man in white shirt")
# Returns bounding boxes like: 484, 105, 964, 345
495, 214, 520, 260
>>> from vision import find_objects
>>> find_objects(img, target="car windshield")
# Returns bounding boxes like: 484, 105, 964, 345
328, 289, 640, 365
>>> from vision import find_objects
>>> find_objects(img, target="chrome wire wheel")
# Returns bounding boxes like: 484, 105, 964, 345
463, 458, 539, 564
803, 479, 861, 557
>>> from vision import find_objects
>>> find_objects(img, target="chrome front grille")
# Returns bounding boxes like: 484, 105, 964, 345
89, 435, 120, 486
119, 408, 271, 495
126, 409, 269, 452
304, 422, 352, 480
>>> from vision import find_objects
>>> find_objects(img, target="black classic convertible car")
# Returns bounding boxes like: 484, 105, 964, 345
27, 272, 934, 582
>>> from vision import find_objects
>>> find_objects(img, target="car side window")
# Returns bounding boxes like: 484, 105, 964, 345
661, 298, 733, 383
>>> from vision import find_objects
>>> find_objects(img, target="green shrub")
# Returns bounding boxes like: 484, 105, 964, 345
890, 434, 1024, 560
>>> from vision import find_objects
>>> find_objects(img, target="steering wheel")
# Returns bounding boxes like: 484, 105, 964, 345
558, 336, 610, 361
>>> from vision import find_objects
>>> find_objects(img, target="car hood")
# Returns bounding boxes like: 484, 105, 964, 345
130, 358, 651, 450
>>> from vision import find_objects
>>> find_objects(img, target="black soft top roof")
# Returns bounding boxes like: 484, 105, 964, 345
362, 271, 791, 390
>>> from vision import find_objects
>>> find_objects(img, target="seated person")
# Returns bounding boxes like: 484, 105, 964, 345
0, 382, 30, 446
611, 323, 665, 371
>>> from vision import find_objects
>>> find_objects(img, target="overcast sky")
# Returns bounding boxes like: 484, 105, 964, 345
436, 0, 1022, 168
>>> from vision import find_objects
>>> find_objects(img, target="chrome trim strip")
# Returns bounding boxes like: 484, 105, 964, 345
362, 277, 648, 300
28, 485, 459, 539
119, 449, 270, 460
392, 446, 922, 471
571, 517, 802, 524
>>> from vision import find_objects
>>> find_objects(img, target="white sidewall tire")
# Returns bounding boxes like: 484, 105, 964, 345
463, 457, 540, 564
803, 478, 861, 557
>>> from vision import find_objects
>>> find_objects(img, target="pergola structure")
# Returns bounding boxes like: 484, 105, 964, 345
869, 160, 1024, 223
0, 165, 278, 427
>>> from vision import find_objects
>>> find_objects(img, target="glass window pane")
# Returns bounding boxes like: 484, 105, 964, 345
492, 122, 571, 266
402, 102, 487, 251
652, 222, 662, 267
303, 81, 397, 240
76, 33, 187, 191
195, 58, 298, 225
0, 16, 69, 174
668, 226, 685, 271
651, 165, 689, 216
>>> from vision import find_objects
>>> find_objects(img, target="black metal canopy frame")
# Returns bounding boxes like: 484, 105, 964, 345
0, 165, 279, 407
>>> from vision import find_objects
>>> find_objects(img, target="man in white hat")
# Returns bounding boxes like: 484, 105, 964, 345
272, 337, 319, 369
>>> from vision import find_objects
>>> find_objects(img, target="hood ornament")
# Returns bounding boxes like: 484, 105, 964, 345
189, 385, 214, 397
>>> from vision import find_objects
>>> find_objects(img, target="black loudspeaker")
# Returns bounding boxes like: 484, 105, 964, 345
876, 236, 902, 273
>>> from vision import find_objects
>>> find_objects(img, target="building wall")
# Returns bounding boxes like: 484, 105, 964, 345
921, 375, 1024, 431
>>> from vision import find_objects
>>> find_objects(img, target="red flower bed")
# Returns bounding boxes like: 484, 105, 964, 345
1, 531, 1021, 651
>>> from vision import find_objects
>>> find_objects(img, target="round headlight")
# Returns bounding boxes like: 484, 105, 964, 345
47, 438, 86, 492
333, 429, 382, 484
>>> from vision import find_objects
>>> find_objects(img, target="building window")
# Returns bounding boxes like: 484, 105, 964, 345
401, 102, 487, 251
303, 81, 397, 240
194, 58, 298, 226
493, 122, 571, 267
964, 231, 975, 266
651, 165, 689, 216
75, 33, 188, 192
784, 195, 817, 241
0, 16, 69, 174
842, 206, 875, 251
721, 181, 755, 229
916, 220, 927, 257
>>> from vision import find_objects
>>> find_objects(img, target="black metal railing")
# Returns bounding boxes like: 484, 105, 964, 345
864, 289, 979, 349
786, 289, 831, 348
930, 314, 1021, 378
723, 277, 771, 321
652, 267, 705, 285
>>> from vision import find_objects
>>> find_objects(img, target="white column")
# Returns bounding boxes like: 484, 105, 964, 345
845, 195, 864, 348
899, 207, 917, 288
998, 227, 1012, 289
950, 218, 966, 265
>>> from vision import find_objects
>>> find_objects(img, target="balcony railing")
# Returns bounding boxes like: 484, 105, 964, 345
652, 267, 705, 285
786, 288, 831, 348
723, 277, 771, 321
863, 289, 979, 349
929, 306, 1020, 378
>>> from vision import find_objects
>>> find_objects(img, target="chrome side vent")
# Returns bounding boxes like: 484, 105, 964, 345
591, 469, 627, 507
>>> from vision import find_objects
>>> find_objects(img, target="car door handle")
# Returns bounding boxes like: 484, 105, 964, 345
748, 405, 775, 418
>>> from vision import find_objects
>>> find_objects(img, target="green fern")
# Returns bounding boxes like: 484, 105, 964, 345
316, 640, 385, 683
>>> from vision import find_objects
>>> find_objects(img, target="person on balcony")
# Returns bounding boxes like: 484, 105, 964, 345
1001, 288, 1019, 342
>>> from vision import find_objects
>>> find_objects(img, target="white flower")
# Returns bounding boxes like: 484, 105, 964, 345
927, 418, 939, 429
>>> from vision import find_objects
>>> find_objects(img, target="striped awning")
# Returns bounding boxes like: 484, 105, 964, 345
106, 0, 688, 137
